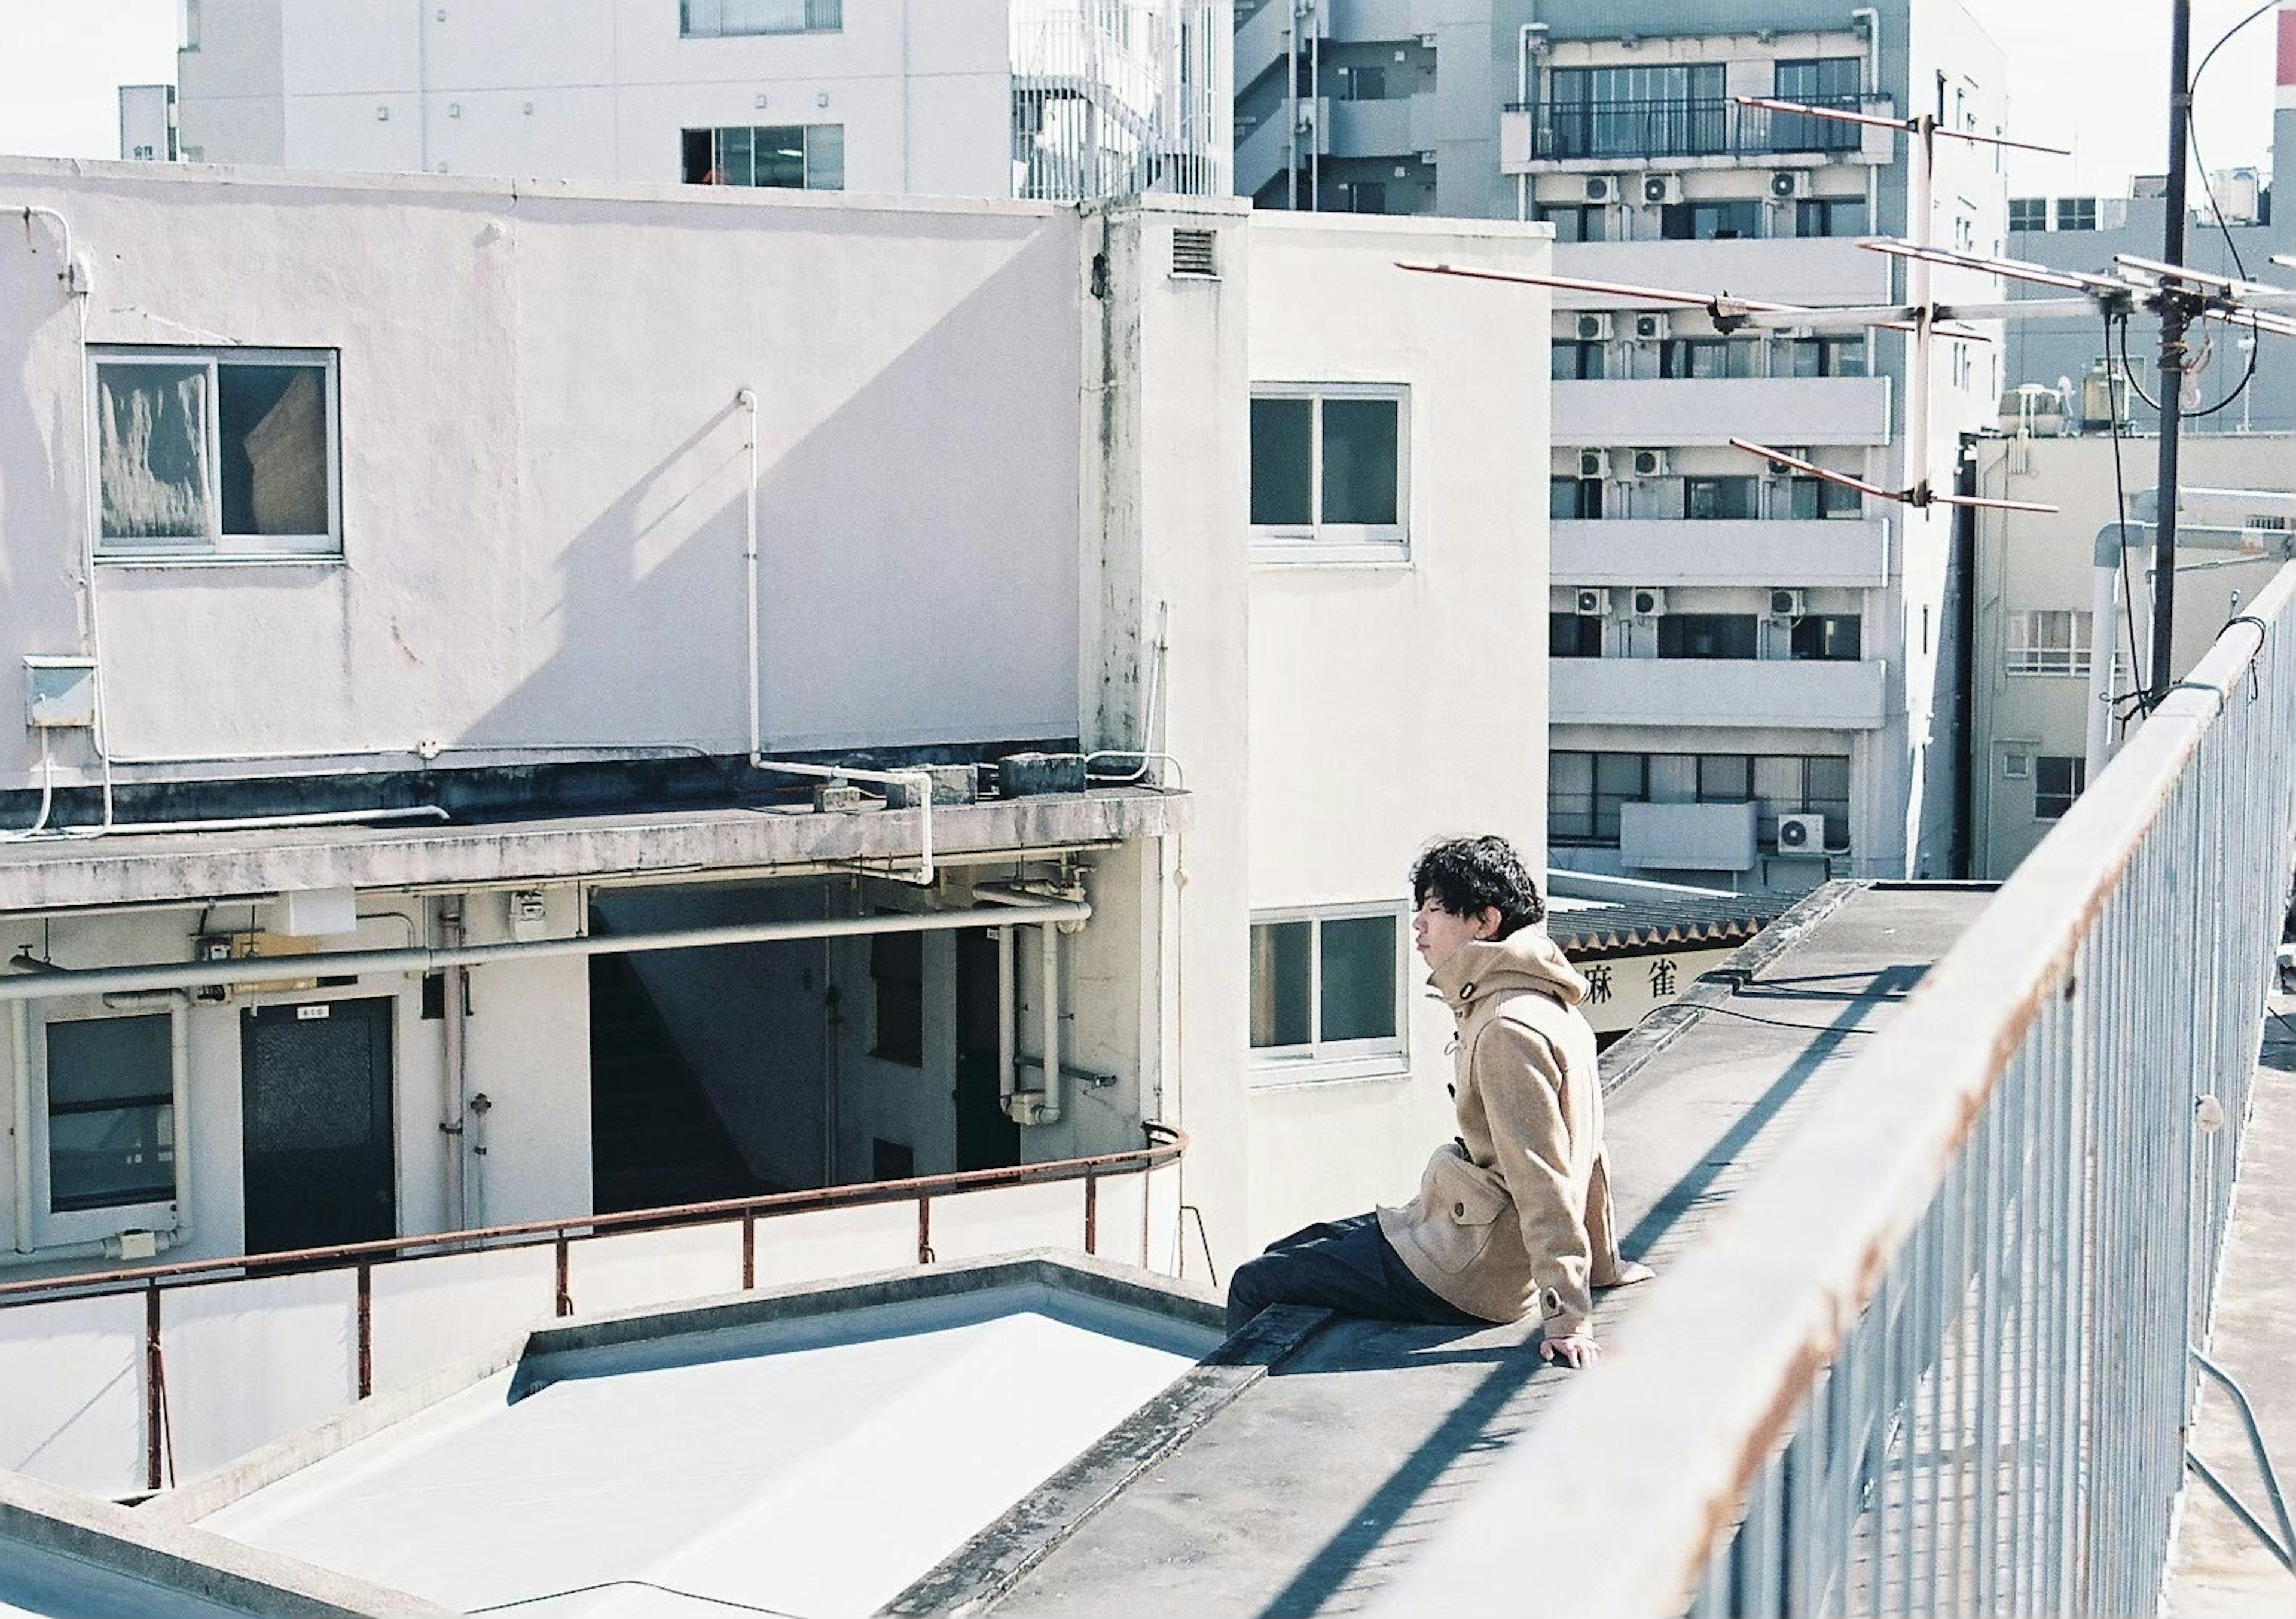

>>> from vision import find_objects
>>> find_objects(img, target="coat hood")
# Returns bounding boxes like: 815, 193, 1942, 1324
1428, 928, 1589, 1013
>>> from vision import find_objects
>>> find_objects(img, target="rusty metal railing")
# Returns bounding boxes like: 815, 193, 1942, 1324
1380, 560, 2296, 1617
0, 1123, 1184, 1496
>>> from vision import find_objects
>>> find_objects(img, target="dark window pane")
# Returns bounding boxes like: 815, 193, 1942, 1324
218, 364, 328, 536
755, 124, 807, 188
47, 1015, 176, 1212
1250, 398, 1314, 525
1697, 755, 1752, 800
1657, 613, 1758, 659
716, 125, 753, 186
1593, 753, 1644, 841
1550, 612, 1602, 656
1319, 916, 1397, 1043
1320, 398, 1399, 524
2035, 756, 2086, 818
48, 1016, 173, 1108
1791, 615, 1863, 660
681, 127, 714, 183
1250, 921, 1312, 1048
869, 931, 923, 1066
1683, 477, 1759, 520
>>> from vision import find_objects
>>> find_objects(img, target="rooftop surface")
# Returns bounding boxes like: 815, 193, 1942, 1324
191, 1276, 1219, 1619
915, 881, 1992, 1618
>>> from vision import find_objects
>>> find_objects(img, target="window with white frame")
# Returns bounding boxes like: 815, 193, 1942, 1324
43, 1013, 176, 1214
2035, 754, 2086, 820
92, 348, 340, 560
1248, 905, 1407, 1077
1249, 386, 1408, 561
680, 0, 841, 37
2004, 609, 2092, 675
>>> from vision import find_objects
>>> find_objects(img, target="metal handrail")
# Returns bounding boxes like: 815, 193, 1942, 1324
1504, 93, 1882, 161
0, 1122, 1186, 1305
1379, 559, 2296, 1615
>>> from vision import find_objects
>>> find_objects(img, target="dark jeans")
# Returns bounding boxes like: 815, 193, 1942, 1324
1223, 1212, 1486, 1336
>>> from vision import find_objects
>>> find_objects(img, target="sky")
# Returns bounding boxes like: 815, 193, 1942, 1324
0, 0, 2282, 198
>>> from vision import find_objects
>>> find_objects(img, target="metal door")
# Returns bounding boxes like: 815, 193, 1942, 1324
953, 930, 1019, 1172
240, 998, 396, 1254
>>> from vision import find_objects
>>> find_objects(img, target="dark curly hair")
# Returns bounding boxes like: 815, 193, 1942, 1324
1410, 835, 1544, 939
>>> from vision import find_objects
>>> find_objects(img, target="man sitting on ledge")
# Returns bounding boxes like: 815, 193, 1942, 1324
1224, 835, 1651, 1367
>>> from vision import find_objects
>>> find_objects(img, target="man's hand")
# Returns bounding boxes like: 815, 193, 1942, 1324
1539, 1332, 1601, 1369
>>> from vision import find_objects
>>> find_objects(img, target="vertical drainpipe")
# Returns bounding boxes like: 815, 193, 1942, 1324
1950, 436, 1978, 878
441, 905, 467, 1230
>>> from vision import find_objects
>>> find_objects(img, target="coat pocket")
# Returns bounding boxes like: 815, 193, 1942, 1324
1415, 1149, 1512, 1275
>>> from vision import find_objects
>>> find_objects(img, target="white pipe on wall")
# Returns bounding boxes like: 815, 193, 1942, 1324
996, 924, 1016, 1112
0, 897, 1091, 1004
739, 386, 761, 766
8, 1003, 30, 1254
440, 905, 468, 1232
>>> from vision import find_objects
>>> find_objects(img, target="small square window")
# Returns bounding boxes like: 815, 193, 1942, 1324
1250, 387, 1409, 563
2003, 751, 2031, 780
1250, 906, 1407, 1079
94, 349, 340, 561
2035, 756, 2086, 819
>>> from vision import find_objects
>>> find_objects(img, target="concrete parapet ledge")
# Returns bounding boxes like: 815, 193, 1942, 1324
0, 1469, 451, 1618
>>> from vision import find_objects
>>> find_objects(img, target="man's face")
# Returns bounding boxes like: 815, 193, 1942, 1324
1413, 894, 1500, 970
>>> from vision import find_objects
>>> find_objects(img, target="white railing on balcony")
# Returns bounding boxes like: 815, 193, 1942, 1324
1381, 558, 2296, 1615
0, 1131, 1185, 1501
1011, 1, 1231, 201
1552, 518, 1892, 590
1552, 656, 1892, 731
1553, 375, 1894, 449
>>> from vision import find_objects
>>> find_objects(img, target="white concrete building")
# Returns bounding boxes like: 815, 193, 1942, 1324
1238, 1, 2011, 890
0, 157, 1550, 1318
173, 0, 1231, 202
1967, 431, 2296, 879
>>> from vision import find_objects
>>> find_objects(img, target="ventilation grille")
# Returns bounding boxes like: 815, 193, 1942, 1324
1171, 230, 1218, 279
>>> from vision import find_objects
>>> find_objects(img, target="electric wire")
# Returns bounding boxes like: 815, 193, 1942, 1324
1690, 1001, 1880, 1037
2174, 0, 2277, 417
465, 1590, 798, 1617
2104, 309, 2151, 714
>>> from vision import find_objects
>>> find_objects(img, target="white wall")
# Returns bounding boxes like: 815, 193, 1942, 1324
0, 160, 1085, 795
1239, 212, 1553, 1249
178, 0, 1015, 195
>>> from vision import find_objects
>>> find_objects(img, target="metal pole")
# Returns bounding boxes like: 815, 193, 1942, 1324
1286, 0, 1298, 210
2149, 0, 2195, 702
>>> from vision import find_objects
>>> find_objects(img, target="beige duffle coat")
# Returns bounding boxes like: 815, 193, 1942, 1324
1377, 928, 1628, 1337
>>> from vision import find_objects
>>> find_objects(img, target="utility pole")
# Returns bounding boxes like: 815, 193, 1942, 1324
2148, 0, 2195, 702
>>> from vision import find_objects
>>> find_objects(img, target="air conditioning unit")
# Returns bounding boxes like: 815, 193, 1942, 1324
1641, 173, 1683, 206
1767, 588, 1807, 618
1583, 175, 1619, 204
1776, 812, 1828, 854
1574, 588, 1611, 616
1574, 312, 1613, 341
1629, 586, 1667, 617
1629, 447, 1669, 478
1577, 448, 1611, 479
1770, 169, 1812, 200
1631, 311, 1670, 341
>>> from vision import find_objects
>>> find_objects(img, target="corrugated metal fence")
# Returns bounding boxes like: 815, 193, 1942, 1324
1381, 557, 2296, 1616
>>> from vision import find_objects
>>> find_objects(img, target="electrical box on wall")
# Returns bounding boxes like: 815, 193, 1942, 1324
23, 657, 98, 729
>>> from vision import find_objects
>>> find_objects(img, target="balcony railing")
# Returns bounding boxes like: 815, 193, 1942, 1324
1380, 558, 2296, 1615
0, 1126, 1186, 1498
1507, 93, 1886, 163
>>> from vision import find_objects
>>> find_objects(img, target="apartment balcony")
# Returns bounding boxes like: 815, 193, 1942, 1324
1551, 236, 1892, 311
1235, 99, 1320, 198
1553, 375, 1892, 450
1500, 94, 1898, 173
1552, 519, 1892, 589
1325, 96, 1427, 161
1234, 0, 1317, 92
1552, 656, 1891, 730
